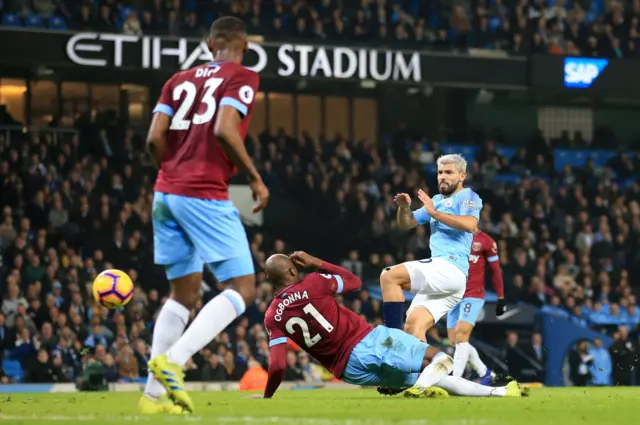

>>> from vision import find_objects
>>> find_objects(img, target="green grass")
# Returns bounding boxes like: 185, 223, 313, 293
0, 388, 636, 425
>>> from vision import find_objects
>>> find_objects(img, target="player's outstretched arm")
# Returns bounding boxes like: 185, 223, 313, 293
214, 105, 269, 212
291, 251, 362, 294
263, 343, 287, 398
146, 111, 171, 168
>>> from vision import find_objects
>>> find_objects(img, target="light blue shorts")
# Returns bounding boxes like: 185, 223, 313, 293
152, 192, 254, 282
447, 297, 485, 328
342, 326, 427, 388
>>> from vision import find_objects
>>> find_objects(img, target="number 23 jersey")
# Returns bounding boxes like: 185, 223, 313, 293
153, 61, 260, 200
264, 273, 374, 379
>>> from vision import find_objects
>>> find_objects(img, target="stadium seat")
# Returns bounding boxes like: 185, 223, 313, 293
440, 144, 479, 160
24, 14, 44, 28
48, 16, 68, 30
185, 0, 197, 12
496, 146, 517, 159
2, 359, 23, 382
120, 7, 134, 21
1, 13, 21, 27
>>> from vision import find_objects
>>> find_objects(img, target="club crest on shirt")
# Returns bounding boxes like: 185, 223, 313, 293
472, 242, 482, 251
444, 198, 454, 208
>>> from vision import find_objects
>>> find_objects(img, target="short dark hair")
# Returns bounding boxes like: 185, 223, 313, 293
210, 16, 246, 39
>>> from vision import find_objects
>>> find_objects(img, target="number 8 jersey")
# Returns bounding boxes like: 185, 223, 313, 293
153, 61, 259, 200
264, 270, 374, 379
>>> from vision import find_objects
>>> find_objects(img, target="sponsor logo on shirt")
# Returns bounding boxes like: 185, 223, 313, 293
462, 200, 479, 210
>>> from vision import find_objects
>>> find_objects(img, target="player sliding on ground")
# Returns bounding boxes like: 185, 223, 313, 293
260, 251, 527, 399
380, 155, 482, 342
143, 17, 267, 414
447, 227, 505, 384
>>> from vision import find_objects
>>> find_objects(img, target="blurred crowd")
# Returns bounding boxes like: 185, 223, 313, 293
3, 0, 640, 56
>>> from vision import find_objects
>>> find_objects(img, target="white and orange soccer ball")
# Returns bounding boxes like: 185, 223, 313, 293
92, 269, 134, 309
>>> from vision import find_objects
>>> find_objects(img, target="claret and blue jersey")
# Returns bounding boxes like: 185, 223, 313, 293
412, 188, 483, 277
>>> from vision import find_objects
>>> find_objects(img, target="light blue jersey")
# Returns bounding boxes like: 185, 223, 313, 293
412, 188, 482, 277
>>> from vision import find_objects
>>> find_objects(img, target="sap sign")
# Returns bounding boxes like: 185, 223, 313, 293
563, 58, 609, 88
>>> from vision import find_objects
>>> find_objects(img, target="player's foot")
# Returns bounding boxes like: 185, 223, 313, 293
504, 380, 530, 397
424, 386, 450, 398
148, 354, 194, 413
402, 385, 450, 399
377, 386, 408, 396
137, 394, 186, 415
479, 369, 496, 386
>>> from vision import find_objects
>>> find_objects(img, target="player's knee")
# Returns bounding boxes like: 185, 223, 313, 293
228, 274, 257, 305
404, 317, 429, 342
380, 266, 404, 288
170, 282, 201, 310
454, 327, 471, 343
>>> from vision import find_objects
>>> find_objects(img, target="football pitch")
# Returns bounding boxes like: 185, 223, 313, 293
0, 388, 635, 425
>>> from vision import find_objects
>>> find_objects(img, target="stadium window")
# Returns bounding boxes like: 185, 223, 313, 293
267, 93, 293, 135
61, 82, 89, 127
30, 80, 58, 126
248, 92, 266, 138
354, 98, 378, 144
91, 84, 120, 118
325, 97, 349, 141
0, 79, 27, 125
121, 84, 149, 128
297, 95, 321, 139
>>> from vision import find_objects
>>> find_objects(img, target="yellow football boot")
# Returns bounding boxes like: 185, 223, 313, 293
148, 354, 194, 413
137, 395, 186, 415
504, 380, 530, 397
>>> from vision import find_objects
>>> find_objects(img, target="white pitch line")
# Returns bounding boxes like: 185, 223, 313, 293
0, 414, 488, 425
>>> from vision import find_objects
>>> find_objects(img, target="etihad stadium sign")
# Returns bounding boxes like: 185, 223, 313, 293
0, 29, 527, 89
65, 32, 422, 83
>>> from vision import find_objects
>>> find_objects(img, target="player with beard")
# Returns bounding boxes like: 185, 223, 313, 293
380, 154, 482, 342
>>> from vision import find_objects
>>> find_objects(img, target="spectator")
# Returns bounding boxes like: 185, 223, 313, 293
27, 349, 63, 383
609, 327, 637, 386
115, 344, 139, 381
589, 337, 612, 386
202, 353, 226, 381
284, 350, 304, 381
569, 340, 594, 387
123, 11, 143, 36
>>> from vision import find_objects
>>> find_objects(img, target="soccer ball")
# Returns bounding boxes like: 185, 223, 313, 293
93, 269, 134, 309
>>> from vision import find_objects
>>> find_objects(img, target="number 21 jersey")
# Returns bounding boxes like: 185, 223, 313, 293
153, 61, 260, 200
264, 273, 374, 379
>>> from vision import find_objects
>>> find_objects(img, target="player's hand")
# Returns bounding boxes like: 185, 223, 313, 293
417, 189, 436, 215
290, 251, 322, 269
393, 193, 411, 208
496, 298, 507, 317
249, 179, 270, 213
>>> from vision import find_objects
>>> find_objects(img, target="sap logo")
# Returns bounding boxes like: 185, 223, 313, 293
564, 58, 608, 88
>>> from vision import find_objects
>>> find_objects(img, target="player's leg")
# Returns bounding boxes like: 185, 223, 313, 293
468, 344, 492, 384
142, 192, 203, 414
402, 259, 465, 341
374, 327, 453, 398
153, 198, 255, 411
380, 265, 411, 330
341, 327, 384, 387
436, 376, 528, 397
451, 298, 493, 382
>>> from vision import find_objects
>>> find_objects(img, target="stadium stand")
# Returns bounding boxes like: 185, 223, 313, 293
1, 0, 639, 56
